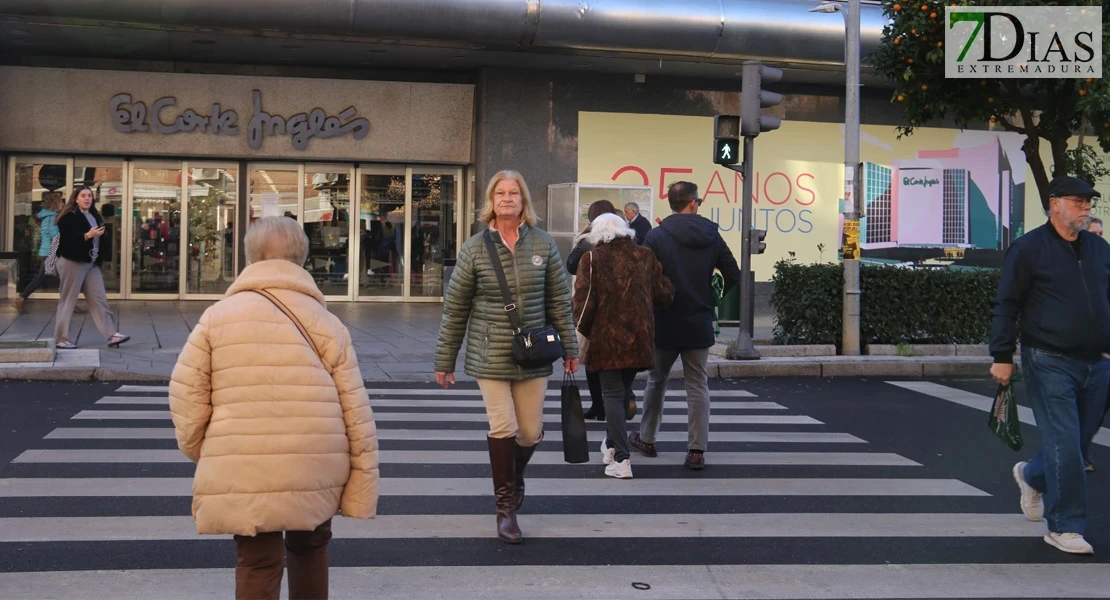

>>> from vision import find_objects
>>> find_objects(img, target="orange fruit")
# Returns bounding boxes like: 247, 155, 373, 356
897, 95, 905, 102
937, 41, 943, 48
894, 3, 902, 10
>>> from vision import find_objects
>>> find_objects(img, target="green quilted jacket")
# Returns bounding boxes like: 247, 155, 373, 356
435, 224, 579, 380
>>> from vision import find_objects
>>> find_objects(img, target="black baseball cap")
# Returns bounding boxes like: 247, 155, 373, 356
1043, 176, 1100, 210
1049, 176, 1101, 199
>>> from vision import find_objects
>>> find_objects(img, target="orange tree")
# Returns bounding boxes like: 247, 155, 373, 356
869, 0, 1110, 198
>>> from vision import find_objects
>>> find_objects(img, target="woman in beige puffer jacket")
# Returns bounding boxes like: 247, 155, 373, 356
169, 216, 379, 600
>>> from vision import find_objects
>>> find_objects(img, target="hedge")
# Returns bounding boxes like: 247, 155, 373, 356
770, 259, 1001, 347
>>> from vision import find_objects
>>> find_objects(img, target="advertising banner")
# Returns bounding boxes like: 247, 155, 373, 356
577, 111, 1109, 281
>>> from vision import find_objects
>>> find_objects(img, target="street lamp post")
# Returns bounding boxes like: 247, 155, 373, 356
810, 0, 862, 356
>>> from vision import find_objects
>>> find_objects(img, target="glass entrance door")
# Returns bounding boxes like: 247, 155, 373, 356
8, 156, 70, 299
409, 169, 459, 299
302, 165, 353, 298
129, 163, 183, 296
357, 168, 406, 299
353, 166, 461, 301
183, 162, 238, 297
74, 160, 125, 295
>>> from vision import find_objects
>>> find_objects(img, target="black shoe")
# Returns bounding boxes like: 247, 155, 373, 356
583, 402, 606, 421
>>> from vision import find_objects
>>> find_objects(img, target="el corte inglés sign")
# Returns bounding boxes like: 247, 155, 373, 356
109, 90, 370, 151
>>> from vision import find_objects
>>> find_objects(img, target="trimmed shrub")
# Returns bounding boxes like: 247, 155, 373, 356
770, 259, 1000, 347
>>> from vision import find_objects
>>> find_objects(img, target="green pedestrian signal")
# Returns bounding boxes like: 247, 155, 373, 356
714, 138, 740, 166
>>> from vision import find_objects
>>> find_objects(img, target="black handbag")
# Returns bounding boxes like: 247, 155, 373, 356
484, 230, 564, 370
560, 373, 591, 464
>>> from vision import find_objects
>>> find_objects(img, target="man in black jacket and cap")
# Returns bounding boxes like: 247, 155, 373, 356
628, 181, 741, 470
990, 175, 1110, 556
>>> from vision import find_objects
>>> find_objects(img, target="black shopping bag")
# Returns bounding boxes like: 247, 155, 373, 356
561, 373, 591, 464
988, 382, 1023, 451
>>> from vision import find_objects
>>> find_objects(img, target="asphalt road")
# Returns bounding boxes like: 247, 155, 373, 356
0, 376, 1107, 599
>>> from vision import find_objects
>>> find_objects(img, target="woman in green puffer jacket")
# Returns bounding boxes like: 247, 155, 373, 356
434, 169, 579, 545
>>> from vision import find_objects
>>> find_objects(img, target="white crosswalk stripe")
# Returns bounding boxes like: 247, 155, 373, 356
0, 382, 1087, 598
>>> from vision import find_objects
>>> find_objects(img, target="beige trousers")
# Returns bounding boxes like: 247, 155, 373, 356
54, 258, 117, 344
477, 377, 547, 446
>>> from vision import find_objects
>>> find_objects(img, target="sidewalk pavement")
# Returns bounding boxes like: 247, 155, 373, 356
0, 300, 997, 382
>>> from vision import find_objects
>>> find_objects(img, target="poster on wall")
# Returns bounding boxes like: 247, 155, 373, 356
577, 111, 1110, 281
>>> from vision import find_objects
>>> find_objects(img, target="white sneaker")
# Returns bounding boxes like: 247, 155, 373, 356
1013, 461, 1043, 521
605, 458, 633, 479
1044, 532, 1094, 555
600, 439, 615, 465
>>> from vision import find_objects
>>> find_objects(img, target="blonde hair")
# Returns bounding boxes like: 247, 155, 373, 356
582, 213, 635, 246
478, 170, 540, 226
244, 216, 309, 265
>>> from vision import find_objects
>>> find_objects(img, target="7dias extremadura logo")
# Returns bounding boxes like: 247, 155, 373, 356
945, 6, 1102, 78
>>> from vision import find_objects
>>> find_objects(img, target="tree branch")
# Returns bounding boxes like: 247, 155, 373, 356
996, 116, 1026, 135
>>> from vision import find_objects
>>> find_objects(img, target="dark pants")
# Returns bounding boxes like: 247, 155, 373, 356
20, 258, 54, 299
599, 369, 632, 462
234, 519, 332, 600
1021, 347, 1109, 535
586, 369, 636, 407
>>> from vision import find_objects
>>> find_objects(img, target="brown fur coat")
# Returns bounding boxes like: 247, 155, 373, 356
572, 236, 674, 372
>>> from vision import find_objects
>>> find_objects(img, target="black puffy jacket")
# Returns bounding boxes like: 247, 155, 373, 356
644, 213, 742, 350
990, 221, 1110, 363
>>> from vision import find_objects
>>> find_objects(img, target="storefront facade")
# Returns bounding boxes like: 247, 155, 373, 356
0, 66, 474, 302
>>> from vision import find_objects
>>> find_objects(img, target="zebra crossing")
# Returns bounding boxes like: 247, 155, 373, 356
0, 381, 1106, 599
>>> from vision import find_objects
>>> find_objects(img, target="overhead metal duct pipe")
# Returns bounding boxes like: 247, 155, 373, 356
0, 0, 889, 67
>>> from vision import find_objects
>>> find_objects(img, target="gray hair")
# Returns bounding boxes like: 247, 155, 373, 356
624, 202, 640, 215
244, 216, 309, 266
582, 213, 635, 246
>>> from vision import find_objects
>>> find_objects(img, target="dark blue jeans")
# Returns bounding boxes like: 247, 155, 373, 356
1021, 346, 1110, 535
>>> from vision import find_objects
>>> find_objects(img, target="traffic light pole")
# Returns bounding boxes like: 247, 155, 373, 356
842, 0, 862, 357
727, 136, 759, 360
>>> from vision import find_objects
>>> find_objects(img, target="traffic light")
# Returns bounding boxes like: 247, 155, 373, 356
712, 114, 740, 166
741, 61, 783, 137
750, 229, 767, 254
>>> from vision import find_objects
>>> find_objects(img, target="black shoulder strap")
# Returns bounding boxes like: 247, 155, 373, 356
484, 230, 523, 334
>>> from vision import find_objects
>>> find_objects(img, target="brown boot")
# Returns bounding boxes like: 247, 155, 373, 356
487, 435, 522, 544
512, 431, 542, 512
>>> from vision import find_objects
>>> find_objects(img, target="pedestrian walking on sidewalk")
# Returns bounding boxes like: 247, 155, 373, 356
572, 213, 673, 479
53, 186, 129, 350
628, 181, 741, 470
11, 191, 60, 313
434, 170, 579, 544
567, 199, 640, 422
990, 176, 1110, 555
168, 216, 380, 599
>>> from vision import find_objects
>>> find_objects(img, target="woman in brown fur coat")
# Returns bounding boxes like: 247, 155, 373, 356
572, 213, 674, 478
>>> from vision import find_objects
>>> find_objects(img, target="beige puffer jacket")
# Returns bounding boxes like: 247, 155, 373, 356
169, 259, 379, 536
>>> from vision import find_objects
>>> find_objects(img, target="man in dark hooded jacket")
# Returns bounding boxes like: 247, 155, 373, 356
628, 181, 741, 470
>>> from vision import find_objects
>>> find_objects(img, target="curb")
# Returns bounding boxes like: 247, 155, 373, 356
0, 357, 1020, 382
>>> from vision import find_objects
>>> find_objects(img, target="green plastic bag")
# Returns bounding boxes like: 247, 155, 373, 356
989, 383, 1023, 451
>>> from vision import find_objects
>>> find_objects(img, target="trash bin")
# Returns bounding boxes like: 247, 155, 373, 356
716, 271, 754, 332
443, 258, 457, 292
